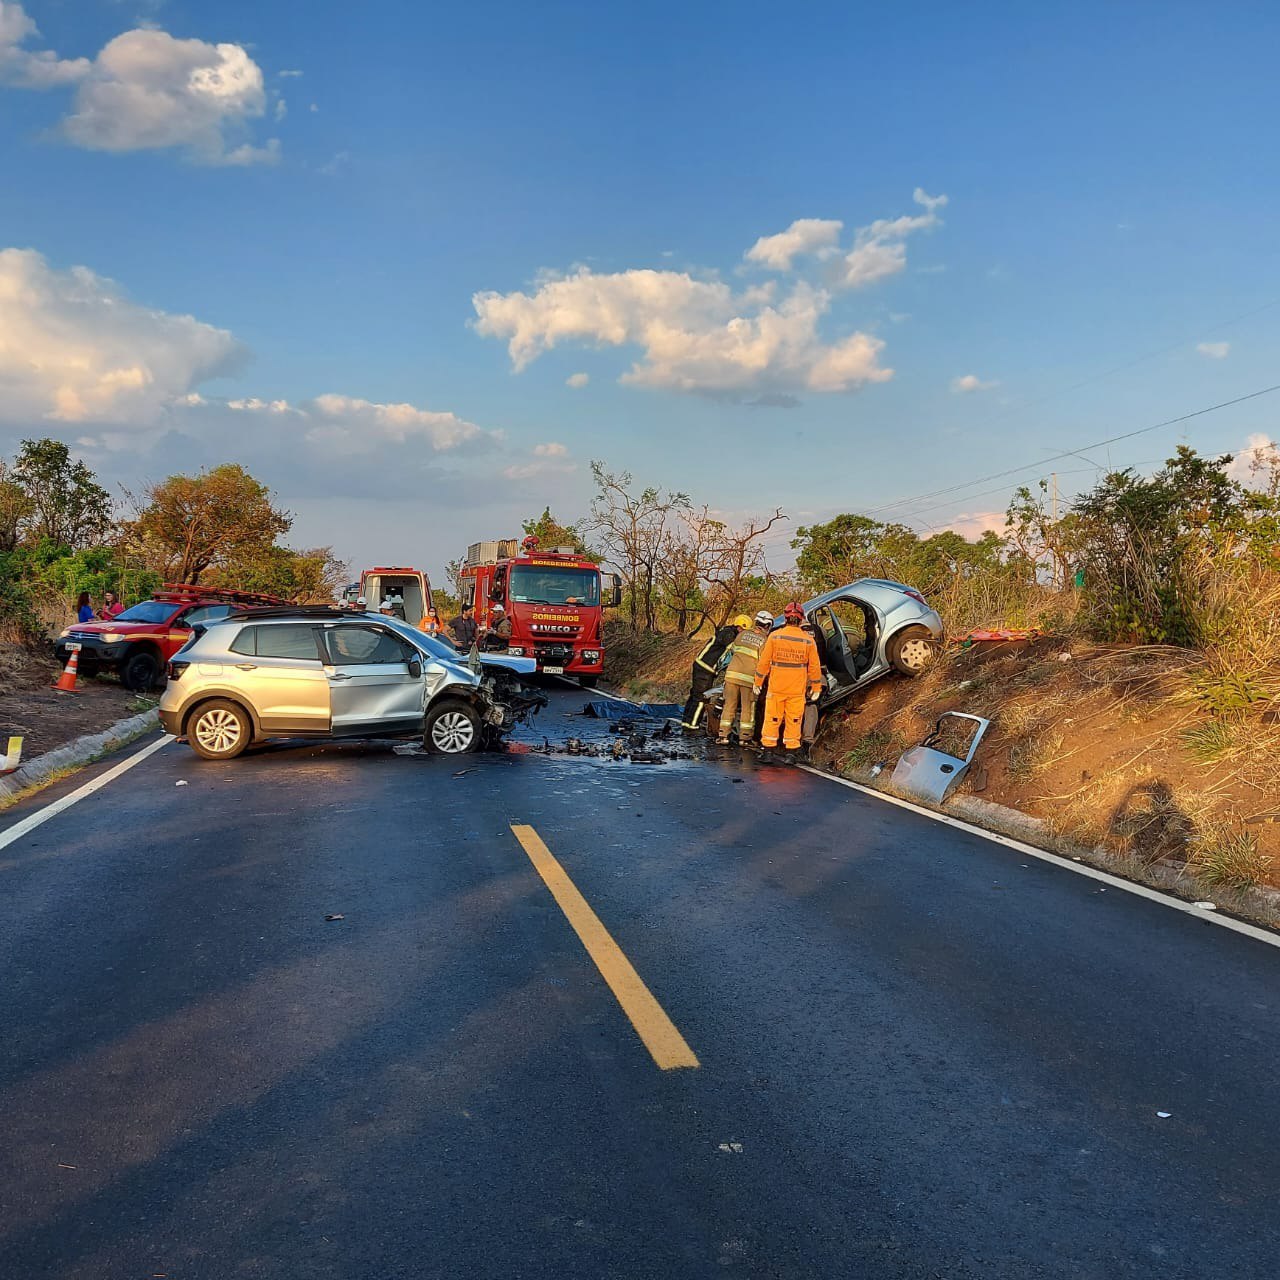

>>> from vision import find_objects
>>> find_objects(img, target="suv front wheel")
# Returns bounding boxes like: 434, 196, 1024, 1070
424, 699, 482, 754
188, 699, 252, 760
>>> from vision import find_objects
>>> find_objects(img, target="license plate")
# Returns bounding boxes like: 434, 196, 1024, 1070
542, 665, 564, 674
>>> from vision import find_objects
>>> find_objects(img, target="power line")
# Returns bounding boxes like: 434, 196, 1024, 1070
861, 382, 1280, 519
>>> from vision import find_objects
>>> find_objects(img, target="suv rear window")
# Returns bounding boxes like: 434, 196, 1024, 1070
229, 624, 322, 660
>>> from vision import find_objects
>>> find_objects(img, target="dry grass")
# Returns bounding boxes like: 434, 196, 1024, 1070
1189, 824, 1274, 890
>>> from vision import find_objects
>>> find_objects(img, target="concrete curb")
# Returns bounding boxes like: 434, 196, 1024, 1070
0, 708, 160, 806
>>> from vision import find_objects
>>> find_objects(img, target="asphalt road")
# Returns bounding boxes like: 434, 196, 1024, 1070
1, 681, 1278, 1279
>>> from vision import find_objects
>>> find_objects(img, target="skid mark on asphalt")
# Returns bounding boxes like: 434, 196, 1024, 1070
510, 823, 699, 1070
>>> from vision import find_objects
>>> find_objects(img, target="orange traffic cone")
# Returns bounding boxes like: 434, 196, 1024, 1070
54, 647, 81, 693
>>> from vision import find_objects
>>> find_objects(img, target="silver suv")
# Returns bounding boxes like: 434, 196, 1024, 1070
158, 609, 545, 760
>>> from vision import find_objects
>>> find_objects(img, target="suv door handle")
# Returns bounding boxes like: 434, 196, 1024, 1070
234, 663, 257, 670
329, 672, 352, 681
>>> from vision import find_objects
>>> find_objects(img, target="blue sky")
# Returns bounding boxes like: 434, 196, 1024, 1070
2, 0, 1278, 578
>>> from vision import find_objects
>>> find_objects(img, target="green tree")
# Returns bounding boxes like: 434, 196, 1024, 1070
0, 460, 34, 553
124, 464, 292, 584
522, 507, 598, 559
11, 438, 113, 549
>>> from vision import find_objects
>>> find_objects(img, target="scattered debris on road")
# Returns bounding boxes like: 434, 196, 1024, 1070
324, 913, 345, 922
717, 1141, 744, 1154
175, 780, 188, 786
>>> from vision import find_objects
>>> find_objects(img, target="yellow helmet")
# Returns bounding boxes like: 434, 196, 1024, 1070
733, 614, 752, 628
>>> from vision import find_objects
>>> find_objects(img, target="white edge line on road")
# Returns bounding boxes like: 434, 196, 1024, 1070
798, 764, 1280, 952
0, 734, 173, 852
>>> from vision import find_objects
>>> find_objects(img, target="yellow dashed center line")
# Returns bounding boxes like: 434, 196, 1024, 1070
509, 823, 699, 1071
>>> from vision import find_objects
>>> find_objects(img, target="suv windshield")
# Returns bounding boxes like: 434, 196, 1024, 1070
112, 601, 179, 624
509, 567, 599, 606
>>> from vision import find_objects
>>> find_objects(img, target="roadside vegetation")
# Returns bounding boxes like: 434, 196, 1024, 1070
588, 443, 1280, 898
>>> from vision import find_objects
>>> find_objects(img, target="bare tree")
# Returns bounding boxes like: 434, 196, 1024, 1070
657, 506, 726, 633
588, 461, 689, 630
702, 509, 788, 627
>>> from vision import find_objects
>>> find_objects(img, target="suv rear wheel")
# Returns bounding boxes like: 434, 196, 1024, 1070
121, 649, 162, 692
887, 625, 938, 676
188, 699, 252, 760
424, 699, 482, 754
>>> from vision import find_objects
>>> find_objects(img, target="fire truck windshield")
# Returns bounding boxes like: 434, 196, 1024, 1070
509, 566, 599, 606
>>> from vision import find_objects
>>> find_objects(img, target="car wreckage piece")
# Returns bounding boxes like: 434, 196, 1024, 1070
890, 712, 990, 804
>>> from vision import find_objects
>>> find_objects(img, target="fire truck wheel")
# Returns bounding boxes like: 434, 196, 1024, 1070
187, 699, 251, 760
424, 699, 482, 754
122, 649, 162, 692
579, 675, 599, 689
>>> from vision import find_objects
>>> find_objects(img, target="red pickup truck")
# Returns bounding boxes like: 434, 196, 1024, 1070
55, 584, 286, 691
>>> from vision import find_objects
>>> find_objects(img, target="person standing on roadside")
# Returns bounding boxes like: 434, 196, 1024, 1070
450, 605, 477, 649
483, 603, 513, 651
99, 590, 124, 620
717, 612, 771, 746
420, 605, 443, 635
753, 601, 822, 764
76, 591, 94, 624
681, 618, 740, 733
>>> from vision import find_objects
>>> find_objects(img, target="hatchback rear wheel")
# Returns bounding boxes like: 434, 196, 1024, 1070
188, 699, 252, 760
424, 699, 482, 754
888, 625, 938, 676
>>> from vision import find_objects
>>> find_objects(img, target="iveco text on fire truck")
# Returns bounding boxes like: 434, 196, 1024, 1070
459, 537, 620, 686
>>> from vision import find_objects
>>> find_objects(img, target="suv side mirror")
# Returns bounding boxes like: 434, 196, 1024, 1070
408, 656, 422, 679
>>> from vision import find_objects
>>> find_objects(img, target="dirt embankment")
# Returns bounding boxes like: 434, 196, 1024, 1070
609, 624, 1280, 896
603, 621, 701, 703
1, 642, 150, 760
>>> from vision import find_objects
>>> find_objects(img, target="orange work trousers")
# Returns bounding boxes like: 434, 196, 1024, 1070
762, 691, 805, 750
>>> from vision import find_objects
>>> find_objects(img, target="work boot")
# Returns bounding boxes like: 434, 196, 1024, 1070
783, 748, 802, 766
758, 747, 779, 765
716, 737, 730, 747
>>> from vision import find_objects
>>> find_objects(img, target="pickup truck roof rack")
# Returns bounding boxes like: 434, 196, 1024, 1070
155, 583, 289, 606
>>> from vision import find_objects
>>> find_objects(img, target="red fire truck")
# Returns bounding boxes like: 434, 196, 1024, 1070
458, 537, 620, 686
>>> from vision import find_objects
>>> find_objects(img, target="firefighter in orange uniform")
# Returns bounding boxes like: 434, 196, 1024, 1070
753, 601, 823, 764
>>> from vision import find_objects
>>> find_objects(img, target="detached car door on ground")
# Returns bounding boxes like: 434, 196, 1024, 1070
322, 623, 425, 733
227, 623, 332, 733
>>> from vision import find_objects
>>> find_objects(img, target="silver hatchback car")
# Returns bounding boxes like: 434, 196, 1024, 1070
159, 608, 545, 760
702, 578, 945, 736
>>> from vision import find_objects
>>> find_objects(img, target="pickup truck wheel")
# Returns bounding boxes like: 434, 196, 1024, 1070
188, 699, 251, 760
579, 675, 599, 689
121, 649, 162, 692
887, 625, 938, 676
424, 699, 481, 754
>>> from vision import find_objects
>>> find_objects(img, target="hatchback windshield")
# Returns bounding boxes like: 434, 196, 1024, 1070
111, 601, 178, 624
509, 567, 599, 606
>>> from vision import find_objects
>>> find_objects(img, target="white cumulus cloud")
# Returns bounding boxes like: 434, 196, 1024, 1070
474, 271, 891, 397
745, 218, 843, 271
1196, 341, 1230, 359
534, 441, 568, 457
0, 247, 241, 426
1227, 433, 1278, 487
951, 373, 998, 393
838, 189, 948, 290
0, 7, 279, 165
62, 29, 277, 164
304, 394, 493, 452
565, 372, 589, 388
0, 2, 88, 88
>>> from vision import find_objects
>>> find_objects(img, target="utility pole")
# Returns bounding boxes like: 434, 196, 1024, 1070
1051, 472, 1059, 522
